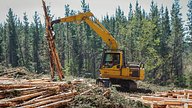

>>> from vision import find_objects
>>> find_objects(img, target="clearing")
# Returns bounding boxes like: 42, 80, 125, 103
0, 67, 192, 108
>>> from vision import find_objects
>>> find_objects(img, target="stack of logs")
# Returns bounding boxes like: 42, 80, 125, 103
0, 67, 37, 79
0, 77, 91, 108
141, 89, 192, 108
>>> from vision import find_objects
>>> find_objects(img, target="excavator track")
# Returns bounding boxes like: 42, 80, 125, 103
96, 78, 111, 87
96, 78, 137, 90
122, 80, 137, 90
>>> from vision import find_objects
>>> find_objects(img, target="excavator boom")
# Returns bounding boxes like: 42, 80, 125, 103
51, 12, 118, 50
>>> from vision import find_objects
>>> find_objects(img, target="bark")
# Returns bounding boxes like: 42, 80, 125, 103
0, 85, 34, 90
37, 99, 72, 108
18, 91, 77, 108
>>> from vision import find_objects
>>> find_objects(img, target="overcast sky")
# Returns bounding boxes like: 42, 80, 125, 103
0, 0, 188, 23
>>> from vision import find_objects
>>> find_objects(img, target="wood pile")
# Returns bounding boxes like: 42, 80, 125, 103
140, 89, 192, 108
0, 77, 94, 108
0, 67, 38, 79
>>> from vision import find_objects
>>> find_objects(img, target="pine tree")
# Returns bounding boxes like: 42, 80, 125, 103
81, 0, 93, 75
171, 0, 185, 86
187, 0, 192, 36
23, 13, 32, 69
159, 6, 171, 84
132, 1, 142, 61
2, 23, 8, 65
81, 0, 90, 12
114, 6, 127, 45
0, 24, 3, 62
128, 3, 133, 21
186, 0, 192, 51
6, 8, 19, 67
149, 0, 160, 52
32, 11, 41, 73
62, 5, 75, 75
16, 19, 25, 66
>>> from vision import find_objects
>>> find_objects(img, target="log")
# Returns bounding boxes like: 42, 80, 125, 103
103, 89, 110, 97
27, 78, 51, 82
162, 100, 183, 105
79, 87, 97, 95
0, 89, 21, 99
38, 99, 72, 108
0, 101, 17, 107
0, 70, 19, 76
18, 91, 77, 107
19, 98, 61, 108
0, 87, 42, 99
151, 103, 166, 108
177, 95, 186, 99
166, 105, 185, 108
0, 84, 34, 90
0, 91, 46, 106
172, 90, 185, 95
22, 82, 70, 88
17, 92, 55, 107
72, 79, 84, 84
0, 77, 15, 80
185, 90, 192, 94
163, 99, 192, 105
188, 93, 192, 99
20, 86, 60, 95
141, 96, 166, 101
155, 92, 168, 97
186, 104, 192, 108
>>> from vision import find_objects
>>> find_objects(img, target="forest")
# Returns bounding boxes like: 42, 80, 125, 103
0, 0, 192, 88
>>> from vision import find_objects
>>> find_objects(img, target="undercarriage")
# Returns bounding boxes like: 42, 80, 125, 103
96, 78, 137, 90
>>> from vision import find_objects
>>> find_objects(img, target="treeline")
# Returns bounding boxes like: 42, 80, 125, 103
0, 0, 192, 87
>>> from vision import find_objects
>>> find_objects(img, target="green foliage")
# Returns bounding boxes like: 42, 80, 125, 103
81, 0, 90, 12
170, 0, 184, 87
174, 75, 187, 87
187, 74, 192, 88
71, 87, 145, 108
32, 11, 42, 73
183, 52, 192, 88
187, 0, 192, 35
6, 8, 19, 67
0, 24, 3, 61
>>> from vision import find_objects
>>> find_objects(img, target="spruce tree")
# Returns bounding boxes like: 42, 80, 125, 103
171, 0, 185, 86
32, 11, 41, 73
149, 1, 160, 52
159, 6, 171, 84
16, 19, 25, 66
23, 13, 31, 69
187, 0, 192, 36
6, 8, 19, 67
0, 24, 3, 62
128, 3, 133, 21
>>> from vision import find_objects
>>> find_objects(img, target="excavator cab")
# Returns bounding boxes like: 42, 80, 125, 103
98, 49, 144, 89
102, 52, 120, 68
99, 49, 125, 78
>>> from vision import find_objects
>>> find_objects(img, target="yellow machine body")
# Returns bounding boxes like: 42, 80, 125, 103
99, 50, 144, 81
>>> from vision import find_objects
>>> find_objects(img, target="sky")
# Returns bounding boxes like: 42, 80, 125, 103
0, 0, 189, 23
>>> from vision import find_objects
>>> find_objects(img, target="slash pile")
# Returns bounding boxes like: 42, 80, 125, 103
139, 89, 192, 108
0, 77, 93, 108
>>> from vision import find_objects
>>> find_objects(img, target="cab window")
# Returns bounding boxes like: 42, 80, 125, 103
103, 53, 120, 68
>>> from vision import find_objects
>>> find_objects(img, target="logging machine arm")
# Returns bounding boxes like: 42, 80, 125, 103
51, 12, 118, 50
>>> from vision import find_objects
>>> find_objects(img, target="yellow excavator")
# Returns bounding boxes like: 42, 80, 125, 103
42, 0, 144, 89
